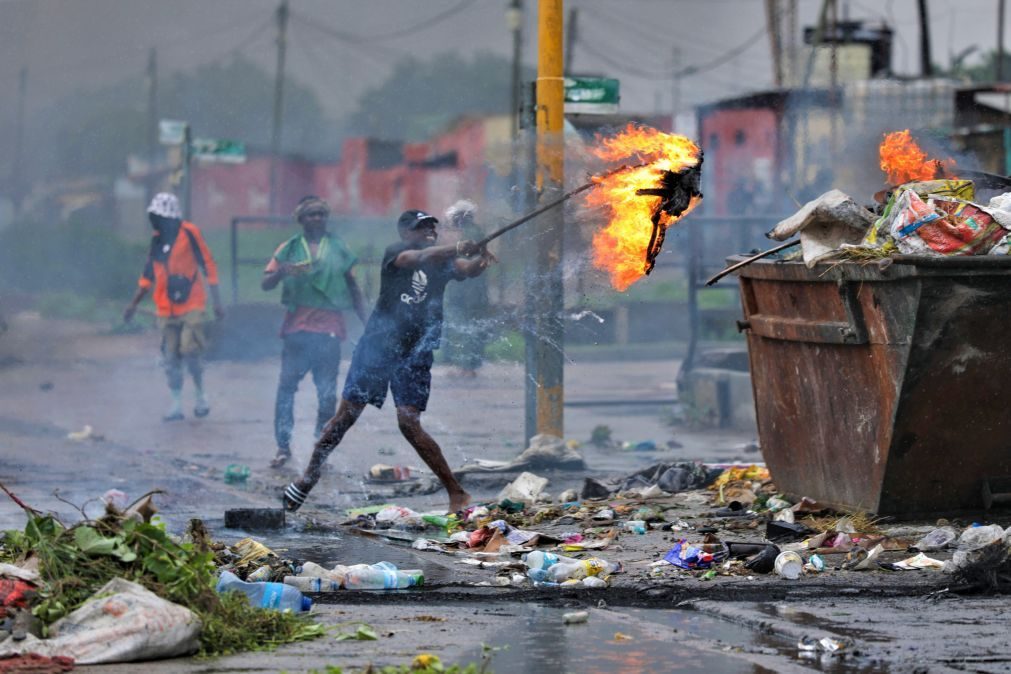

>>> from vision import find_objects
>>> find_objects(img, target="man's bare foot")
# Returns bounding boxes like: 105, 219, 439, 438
448, 491, 471, 514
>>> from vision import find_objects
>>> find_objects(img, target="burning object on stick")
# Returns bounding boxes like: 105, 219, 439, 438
585, 124, 704, 290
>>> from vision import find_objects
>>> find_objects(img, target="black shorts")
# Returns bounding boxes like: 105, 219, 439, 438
342, 343, 434, 411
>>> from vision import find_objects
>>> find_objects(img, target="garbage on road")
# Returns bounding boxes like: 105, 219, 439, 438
3, 579, 200, 664
456, 434, 585, 474
0, 486, 324, 664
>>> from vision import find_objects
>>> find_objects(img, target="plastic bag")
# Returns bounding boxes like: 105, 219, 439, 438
887, 191, 1006, 255
1, 578, 200, 664
864, 179, 976, 246
957, 524, 1005, 551
497, 472, 548, 505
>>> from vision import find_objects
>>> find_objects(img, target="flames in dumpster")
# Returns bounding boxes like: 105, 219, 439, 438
879, 129, 955, 185
586, 124, 703, 291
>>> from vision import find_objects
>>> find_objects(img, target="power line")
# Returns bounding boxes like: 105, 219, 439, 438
293, 0, 478, 45
289, 12, 406, 64
577, 12, 771, 82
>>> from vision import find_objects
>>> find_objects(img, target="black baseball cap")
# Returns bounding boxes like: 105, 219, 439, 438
398, 210, 438, 230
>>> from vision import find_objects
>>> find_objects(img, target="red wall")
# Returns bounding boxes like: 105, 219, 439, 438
700, 108, 778, 216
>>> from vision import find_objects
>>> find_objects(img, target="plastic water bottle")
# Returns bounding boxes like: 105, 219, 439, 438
343, 562, 424, 590
283, 576, 342, 593
216, 570, 312, 611
523, 551, 573, 571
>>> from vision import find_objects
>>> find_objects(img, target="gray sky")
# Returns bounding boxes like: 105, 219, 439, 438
1, 0, 1007, 132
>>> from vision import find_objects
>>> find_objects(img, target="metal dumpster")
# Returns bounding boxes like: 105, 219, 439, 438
733, 255, 1011, 516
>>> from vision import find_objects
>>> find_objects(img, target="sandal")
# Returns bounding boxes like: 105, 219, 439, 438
270, 450, 291, 469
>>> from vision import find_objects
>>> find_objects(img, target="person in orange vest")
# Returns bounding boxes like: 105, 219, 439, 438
123, 193, 224, 421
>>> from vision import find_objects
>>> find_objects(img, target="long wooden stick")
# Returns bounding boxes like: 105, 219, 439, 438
705, 239, 800, 286
476, 163, 645, 247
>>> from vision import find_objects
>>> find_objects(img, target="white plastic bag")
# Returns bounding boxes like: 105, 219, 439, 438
497, 472, 548, 505
1, 578, 200, 664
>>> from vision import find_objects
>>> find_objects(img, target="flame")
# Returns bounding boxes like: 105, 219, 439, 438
879, 130, 955, 185
586, 124, 702, 291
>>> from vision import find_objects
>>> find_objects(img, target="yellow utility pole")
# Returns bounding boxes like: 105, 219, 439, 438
532, 0, 565, 438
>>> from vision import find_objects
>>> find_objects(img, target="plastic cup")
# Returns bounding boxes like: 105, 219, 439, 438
774, 551, 804, 579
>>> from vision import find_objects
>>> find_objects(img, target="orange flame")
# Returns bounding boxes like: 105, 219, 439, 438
586, 124, 702, 291
879, 130, 955, 185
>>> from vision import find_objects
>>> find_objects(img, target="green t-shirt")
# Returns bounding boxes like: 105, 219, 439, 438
275, 233, 357, 311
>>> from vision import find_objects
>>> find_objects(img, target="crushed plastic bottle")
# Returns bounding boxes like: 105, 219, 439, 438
216, 570, 312, 611
343, 561, 424, 590
624, 520, 647, 535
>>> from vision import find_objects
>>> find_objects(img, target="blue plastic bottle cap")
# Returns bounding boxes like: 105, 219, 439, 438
301, 596, 313, 611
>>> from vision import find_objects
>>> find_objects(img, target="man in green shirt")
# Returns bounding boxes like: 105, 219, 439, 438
262, 196, 367, 468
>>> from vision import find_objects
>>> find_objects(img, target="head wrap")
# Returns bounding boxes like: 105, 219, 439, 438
294, 196, 330, 222
147, 192, 182, 219
445, 199, 477, 225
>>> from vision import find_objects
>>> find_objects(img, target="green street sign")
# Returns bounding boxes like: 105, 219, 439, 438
564, 77, 620, 114
191, 137, 246, 164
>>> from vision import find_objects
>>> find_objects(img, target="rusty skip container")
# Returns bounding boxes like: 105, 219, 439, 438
734, 255, 1011, 516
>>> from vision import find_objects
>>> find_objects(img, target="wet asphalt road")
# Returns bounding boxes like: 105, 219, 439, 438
1, 314, 1007, 673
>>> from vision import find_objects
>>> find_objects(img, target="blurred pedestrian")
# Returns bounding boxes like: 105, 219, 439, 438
261, 196, 367, 469
442, 200, 490, 377
282, 209, 495, 514
123, 192, 224, 421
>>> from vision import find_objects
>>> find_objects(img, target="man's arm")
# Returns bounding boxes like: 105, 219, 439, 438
392, 240, 479, 269
344, 268, 369, 324
123, 286, 149, 322
190, 226, 225, 319
453, 248, 496, 278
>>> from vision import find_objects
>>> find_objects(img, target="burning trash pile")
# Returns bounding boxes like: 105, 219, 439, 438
765, 129, 1011, 266
0, 485, 323, 666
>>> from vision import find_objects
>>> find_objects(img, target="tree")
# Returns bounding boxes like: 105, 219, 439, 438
38, 55, 341, 180
347, 51, 534, 141
947, 49, 1011, 83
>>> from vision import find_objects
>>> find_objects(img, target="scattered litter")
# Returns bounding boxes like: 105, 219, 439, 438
497, 472, 549, 506
804, 554, 826, 573
367, 464, 412, 482
458, 434, 585, 473
335, 623, 378, 641
3, 579, 200, 664
957, 524, 1005, 551
841, 544, 884, 571
912, 527, 957, 552
222, 464, 250, 485
66, 425, 103, 442
887, 553, 945, 571
563, 611, 589, 624
217, 571, 311, 611
774, 551, 804, 579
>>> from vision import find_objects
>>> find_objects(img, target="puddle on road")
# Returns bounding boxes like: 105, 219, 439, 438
461, 606, 889, 674
461, 605, 772, 674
